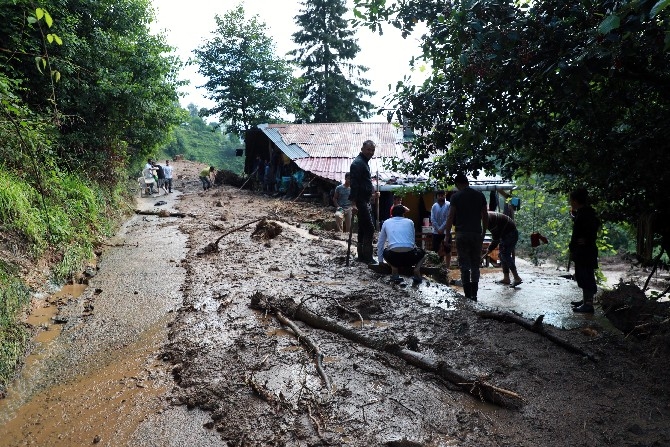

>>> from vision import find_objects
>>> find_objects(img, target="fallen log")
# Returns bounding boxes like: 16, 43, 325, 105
134, 209, 188, 218
477, 310, 598, 362
250, 293, 522, 407
199, 217, 265, 254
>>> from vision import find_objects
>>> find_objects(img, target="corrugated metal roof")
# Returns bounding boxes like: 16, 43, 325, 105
256, 122, 409, 184
258, 124, 310, 159
265, 122, 404, 158
255, 122, 513, 189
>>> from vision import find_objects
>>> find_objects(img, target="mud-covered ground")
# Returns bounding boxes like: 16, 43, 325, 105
161, 162, 669, 447
2, 160, 669, 447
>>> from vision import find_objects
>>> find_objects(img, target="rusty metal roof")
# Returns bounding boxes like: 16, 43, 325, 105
257, 122, 408, 183
255, 122, 513, 189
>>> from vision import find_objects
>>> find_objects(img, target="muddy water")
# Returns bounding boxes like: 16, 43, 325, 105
0, 191, 211, 446
420, 257, 616, 330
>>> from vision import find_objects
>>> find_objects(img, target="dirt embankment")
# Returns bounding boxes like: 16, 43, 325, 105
1, 159, 669, 447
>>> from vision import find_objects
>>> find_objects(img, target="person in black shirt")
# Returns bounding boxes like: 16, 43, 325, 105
349, 140, 379, 264
445, 173, 488, 300
569, 188, 600, 313
484, 211, 522, 286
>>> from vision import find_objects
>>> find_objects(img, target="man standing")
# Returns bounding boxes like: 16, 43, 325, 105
349, 140, 378, 264
333, 173, 352, 233
445, 173, 488, 300
430, 190, 451, 271
163, 159, 173, 193
568, 188, 600, 313
153, 161, 168, 195
378, 205, 426, 285
484, 211, 522, 286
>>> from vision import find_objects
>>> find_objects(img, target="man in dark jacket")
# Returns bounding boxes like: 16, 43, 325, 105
350, 140, 378, 263
569, 188, 600, 313
445, 173, 488, 300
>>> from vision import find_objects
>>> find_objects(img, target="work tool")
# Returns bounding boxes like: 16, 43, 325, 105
346, 215, 355, 266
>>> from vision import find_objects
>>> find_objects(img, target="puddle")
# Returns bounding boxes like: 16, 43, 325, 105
421, 263, 615, 330
25, 283, 88, 345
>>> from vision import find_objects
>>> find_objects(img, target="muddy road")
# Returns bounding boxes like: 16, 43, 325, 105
1, 160, 669, 446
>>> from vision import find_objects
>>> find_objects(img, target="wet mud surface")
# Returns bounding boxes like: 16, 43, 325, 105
1, 160, 669, 446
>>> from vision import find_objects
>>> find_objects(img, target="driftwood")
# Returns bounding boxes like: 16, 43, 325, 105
477, 310, 599, 362
199, 217, 265, 254
134, 209, 188, 218
273, 309, 332, 391
250, 293, 522, 407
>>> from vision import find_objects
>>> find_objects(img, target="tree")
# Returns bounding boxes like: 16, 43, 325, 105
0, 0, 183, 180
354, 0, 670, 254
193, 5, 297, 137
290, 0, 375, 122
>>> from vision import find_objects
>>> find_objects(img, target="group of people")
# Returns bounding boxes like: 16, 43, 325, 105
344, 140, 600, 313
143, 158, 173, 195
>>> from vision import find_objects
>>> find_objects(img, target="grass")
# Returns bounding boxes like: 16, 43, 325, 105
0, 164, 128, 390
0, 264, 31, 388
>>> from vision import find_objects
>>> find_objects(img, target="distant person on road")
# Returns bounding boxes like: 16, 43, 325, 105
568, 188, 600, 313
430, 190, 451, 271
333, 173, 352, 233
377, 205, 426, 285
153, 161, 168, 195
484, 211, 522, 287
143, 158, 157, 195
200, 166, 215, 191
445, 173, 488, 301
350, 140, 379, 264
163, 159, 173, 193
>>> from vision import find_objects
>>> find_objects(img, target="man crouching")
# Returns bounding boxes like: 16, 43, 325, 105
377, 205, 426, 286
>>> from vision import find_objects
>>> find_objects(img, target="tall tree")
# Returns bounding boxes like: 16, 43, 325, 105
193, 5, 296, 137
290, 0, 375, 122
354, 0, 670, 251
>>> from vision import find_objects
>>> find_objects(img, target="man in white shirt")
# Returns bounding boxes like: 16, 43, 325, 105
163, 159, 174, 193
377, 205, 426, 285
430, 190, 451, 270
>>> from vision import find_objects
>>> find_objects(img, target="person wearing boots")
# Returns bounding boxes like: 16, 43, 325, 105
484, 211, 522, 287
349, 140, 379, 264
568, 188, 600, 313
445, 173, 488, 301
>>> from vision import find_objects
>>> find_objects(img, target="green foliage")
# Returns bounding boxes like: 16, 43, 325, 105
159, 105, 244, 174
290, 0, 375, 122
0, 265, 31, 388
353, 0, 670, 237
512, 177, 631, 267
193, 5, 297, 136
0, 0, 183, 177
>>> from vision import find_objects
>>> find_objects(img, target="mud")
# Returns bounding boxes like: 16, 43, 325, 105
1, 159, 669, 446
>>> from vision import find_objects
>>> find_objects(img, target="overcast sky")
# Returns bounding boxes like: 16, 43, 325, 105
150, 0, 429, 121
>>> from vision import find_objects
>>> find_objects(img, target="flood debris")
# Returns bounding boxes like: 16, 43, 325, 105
477, 310, 599, 362
250, 292, 523, 407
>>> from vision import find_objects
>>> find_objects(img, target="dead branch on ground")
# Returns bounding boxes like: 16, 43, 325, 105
250, 293, 522, 407
134, 209, 188, 218
477, 310, 599, 362
273, 309, 333, 392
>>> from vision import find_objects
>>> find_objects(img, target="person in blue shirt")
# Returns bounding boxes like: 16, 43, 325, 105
430, 190, 451, 271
